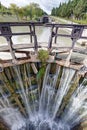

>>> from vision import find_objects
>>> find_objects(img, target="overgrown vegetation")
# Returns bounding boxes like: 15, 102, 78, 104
37, 49, 49, 63
37, 49, 49, 84
51, 0, 87, 21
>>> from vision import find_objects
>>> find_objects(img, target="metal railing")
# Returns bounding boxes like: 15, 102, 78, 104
0, 22, 87, 63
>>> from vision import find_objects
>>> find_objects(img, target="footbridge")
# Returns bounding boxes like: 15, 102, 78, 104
0, 22, 87, 71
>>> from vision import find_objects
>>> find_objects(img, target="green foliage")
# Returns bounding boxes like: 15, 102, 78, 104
51, 0, 87, 20
37, 67, 45, 80
37, 49, 49, 84
9, 4, 18, 14
0, 2, 45, 21
9, 3, 45, 21
37, 49, 49, 63
71, 18, 87, 24
51, 8, 57, 16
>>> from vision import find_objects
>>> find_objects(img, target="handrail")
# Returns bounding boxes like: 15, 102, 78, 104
0, 22, 87, 70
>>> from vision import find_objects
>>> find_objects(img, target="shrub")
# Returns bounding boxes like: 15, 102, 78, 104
37, 49, 49, 63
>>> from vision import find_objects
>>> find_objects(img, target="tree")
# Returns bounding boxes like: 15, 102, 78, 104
65, 0, 73, 18
51, 8, 56, 16
59, 3, 67, 17
2, 2, 45, 21
51, 0, 87, 20
74, 0, 86, 19
0, 2, 1, 9
18, 7, 24, 20
9, 4, 19, 21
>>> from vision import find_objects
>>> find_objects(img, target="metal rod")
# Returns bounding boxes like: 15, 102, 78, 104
48, 26, 54, 49
54, 27, 58, 44
29, 25, 33, 43
32, 25, 38, 51
6, 37, 16, 62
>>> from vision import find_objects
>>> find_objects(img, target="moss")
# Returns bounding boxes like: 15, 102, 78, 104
37, 49, 49, 87
50, 63, 57, 74
0, 119, 10, 130
56, 66, 63, 89
31, 78, 37, 85
37, 49, 49, 72
37, 67, 46, 80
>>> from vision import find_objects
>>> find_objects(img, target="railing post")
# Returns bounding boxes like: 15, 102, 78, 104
29, 25, 33, 43
65, 25, 84, 66
32, 25, 38, 51
54, 27, 58, 44
71, 25, 84, 49
6, 37, 16, 62
48, 26, 55, 49
0, 24, 16, 63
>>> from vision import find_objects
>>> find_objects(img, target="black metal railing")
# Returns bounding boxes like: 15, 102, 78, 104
0, 22, 87, 61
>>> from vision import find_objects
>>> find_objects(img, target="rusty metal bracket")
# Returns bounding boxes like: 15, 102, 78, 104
71, 25, 84, 40
0, 24, 12, 38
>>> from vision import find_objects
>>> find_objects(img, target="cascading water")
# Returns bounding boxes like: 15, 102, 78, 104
0, 63, 87, 130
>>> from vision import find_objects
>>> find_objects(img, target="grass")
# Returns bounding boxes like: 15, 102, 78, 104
51, 16, 67, 24
70, 19, 87, 25
51, 16, 87, 25
0, 14, 32, 22
0, 14, 39, 22
0, 15, 19, 22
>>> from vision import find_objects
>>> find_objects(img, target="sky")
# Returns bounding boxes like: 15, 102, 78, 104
0, 0, 68, 14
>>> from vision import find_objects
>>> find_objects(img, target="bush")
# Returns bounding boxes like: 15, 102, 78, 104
37, 49, 49, 63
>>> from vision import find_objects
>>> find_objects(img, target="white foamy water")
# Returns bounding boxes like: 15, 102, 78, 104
0, 63, 87, 130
